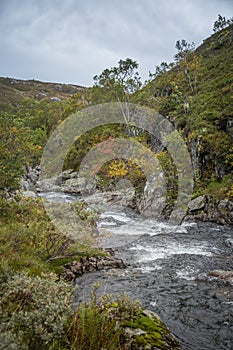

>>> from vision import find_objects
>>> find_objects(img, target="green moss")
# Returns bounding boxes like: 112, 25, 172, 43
123, 312, 180, 349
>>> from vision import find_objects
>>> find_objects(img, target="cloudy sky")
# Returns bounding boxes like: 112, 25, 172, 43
0, 0, 232, 86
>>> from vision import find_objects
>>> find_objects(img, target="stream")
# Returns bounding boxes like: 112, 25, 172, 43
40, 192, 233, 350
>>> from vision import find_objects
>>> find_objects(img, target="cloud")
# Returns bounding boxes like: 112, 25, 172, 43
0, 0, 232, 85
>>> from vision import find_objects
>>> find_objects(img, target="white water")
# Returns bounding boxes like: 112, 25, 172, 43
40, 192, 233, 350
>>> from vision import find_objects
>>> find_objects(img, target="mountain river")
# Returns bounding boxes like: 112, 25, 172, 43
40, 192, 233, 350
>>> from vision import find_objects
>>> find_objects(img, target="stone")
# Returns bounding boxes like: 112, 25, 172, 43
208, 270, 233, 282
21, 190, 38, 198
62, 255, 125, 280
139, 173, 167, 218
20, 179, 30, 191
122, 309, 182, 350
188, 195, 206, 212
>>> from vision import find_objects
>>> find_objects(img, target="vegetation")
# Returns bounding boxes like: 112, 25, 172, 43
0, 276, 180, 350
0, 15, 232, 349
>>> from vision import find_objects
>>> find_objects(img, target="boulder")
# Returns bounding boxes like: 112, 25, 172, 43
84, 189, 135, 209
208, 270, 233, 282
186, 196, 233, 225
139, 173, 167, 218
122, 309, 182, 350
188, 195, 206, 212
62, 177, 95, 194
21, 190, 38, 198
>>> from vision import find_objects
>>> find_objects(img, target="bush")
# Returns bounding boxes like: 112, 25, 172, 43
63, 289, 142, 350
0, 272, 74, 350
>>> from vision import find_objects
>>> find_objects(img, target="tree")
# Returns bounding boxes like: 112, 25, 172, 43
174, 39, 195, 62
148, 61, 174, 81
174, 40, 198, 94
213, 14, 233, 33
0, 113, 39, 192
93, 58, 141, 96
93, 58, 142, 131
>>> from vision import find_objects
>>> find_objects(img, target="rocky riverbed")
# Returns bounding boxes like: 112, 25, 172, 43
21, 168, 233, 225
21, 168, 233, 349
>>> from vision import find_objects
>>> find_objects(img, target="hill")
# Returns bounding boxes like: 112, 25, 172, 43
0, 77, 86, 112
134, 24, 233, 198
0, 23, 232, 204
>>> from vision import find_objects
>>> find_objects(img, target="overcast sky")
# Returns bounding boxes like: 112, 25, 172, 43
0, 0, 232, 86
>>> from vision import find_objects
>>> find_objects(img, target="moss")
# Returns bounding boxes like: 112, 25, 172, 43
123, 312, 181, 349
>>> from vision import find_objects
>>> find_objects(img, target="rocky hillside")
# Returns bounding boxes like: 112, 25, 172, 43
0, 77, 86, 112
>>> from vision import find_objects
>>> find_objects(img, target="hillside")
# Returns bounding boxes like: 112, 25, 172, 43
0, 24, 232, 203
0, 77, 86, 112
134, 24, 233, 198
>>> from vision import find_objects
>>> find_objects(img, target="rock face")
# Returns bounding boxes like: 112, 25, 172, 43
186, 195, 233, 225
138, 173, 166, 219
62, 256, 125, 280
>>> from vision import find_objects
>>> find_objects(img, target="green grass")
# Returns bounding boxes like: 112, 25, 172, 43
0, 196, 104, 276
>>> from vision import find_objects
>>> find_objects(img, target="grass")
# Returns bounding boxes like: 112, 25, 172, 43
0, 195, 104, 276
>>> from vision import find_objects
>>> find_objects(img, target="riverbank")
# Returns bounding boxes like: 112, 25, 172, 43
22, 167, 233, 226
0, 194, 184, 350
74, 207, 233, 350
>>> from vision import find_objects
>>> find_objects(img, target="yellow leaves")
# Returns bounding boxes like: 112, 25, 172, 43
108, 159, 128, 178
34, 145, 42, 150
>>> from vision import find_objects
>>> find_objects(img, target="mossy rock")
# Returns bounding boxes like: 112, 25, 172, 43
122, 309, 182, 350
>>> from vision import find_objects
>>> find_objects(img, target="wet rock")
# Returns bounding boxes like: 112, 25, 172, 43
208, 270, 233, 282
225, 238, 233, 247
214, 286, 233, 302
62, 255, 125, 280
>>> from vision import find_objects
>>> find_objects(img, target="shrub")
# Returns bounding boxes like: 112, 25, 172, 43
0, 272, 74, 350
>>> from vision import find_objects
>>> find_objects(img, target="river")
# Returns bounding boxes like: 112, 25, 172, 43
40, 192, 233, 350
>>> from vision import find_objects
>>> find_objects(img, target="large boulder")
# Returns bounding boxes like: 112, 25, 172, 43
84, 188, 136, 209
138, 173, 166, 218
188, 195, 206, 212
62, 176, 95, 194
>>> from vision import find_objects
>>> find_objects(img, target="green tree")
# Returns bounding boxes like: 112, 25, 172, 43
213, 14, 233, 33
0, 113, 37, 192
93, 58, 141, 96
93, 58, 142, 134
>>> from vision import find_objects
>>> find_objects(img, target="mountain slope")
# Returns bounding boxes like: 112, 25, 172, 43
0, 77, 86, 112
134, 24, 233, 196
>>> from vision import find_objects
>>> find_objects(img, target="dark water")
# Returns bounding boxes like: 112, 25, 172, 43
40, 193, 233, 349
74, 208, 233, 350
